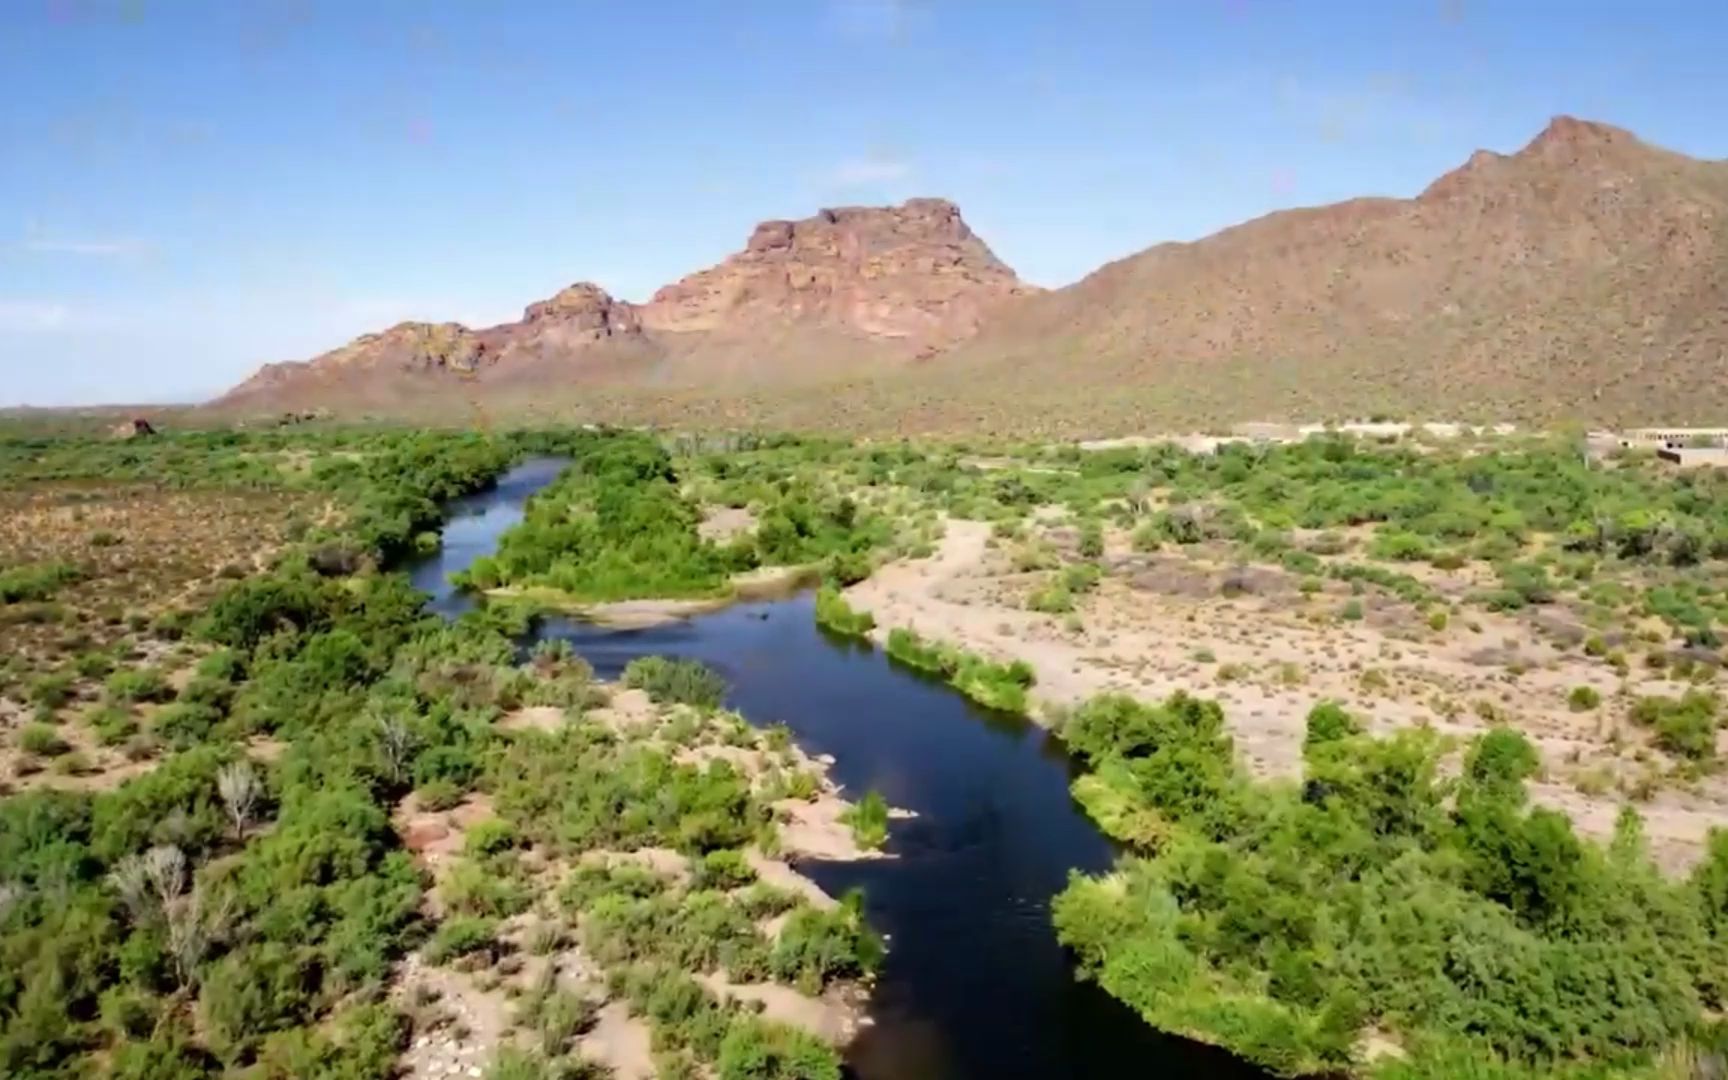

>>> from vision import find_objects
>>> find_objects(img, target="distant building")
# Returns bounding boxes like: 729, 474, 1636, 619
1619, 427, 1728, 449
1656, 445, 1728, 468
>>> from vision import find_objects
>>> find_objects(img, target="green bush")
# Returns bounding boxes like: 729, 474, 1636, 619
1630, 692, 1720, 761
884, 627, 1035, 713
813, 585, 874, 638
463, 818, 520, 858
1078, 521, 1105, 558
104, 667, 172, 704
0, 561, 81, 603
1567, 685, 1601, 712
87, 704, 137, 746
716, 1017, 841, 1080
768, 892, 883, 993
28, 672, 75, 709
1027, 582, 1075, 614
424, 917, 498, 964
693, 849, 756, 891
19, 723, 70, 758
623, 656, 728, 709
840, 791, 890, 850
1054, 683, 1728, 1080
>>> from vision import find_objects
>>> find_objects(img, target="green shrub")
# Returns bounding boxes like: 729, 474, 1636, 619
1078, 521, 1105, 558
884, 627, 1035, 713
623, 656, 728, 709
840, 791, 890, 851
418, 778, 463, 812
0, 561, 81, 603
768, 893, 882, 993
463, 818, 520, 858
87, 705, 137, 746
28, 672, 75, 710
716, 1017, 841, 1080
1567, 686, 1602, 712
813, 585, 874, 638
1303, 702, 1360, 750
152, 702, 220, 750
20, 723, 70, 758
1630, 692, 1720, 761
693, 849, 757, 891
73, 651, 115, 679
424, 917, 498, 964
1027, 583, 1075, 614
104, 667, 172, 704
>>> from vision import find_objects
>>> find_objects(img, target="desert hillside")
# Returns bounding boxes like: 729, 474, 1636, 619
213, 117, 1728, 435
215, 197, 1029, 413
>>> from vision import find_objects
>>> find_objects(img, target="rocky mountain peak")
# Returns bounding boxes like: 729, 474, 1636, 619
641, 197, 1029, 343
519, 283, 643, 341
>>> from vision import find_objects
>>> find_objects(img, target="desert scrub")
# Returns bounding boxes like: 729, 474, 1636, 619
1078, 520, 1104, 558
1568, 685, 1602, 712
623, 655, 728, 709
1628, 691, 1720, 762
28, 671, 75, 710
0, 560, 82, 603
1027, 582, 1075, 614
103, 666, 171, 704
840, 790, 890, 850
19, 723, 70, 758
813, 584, 874, 637
425, 916, 499, 964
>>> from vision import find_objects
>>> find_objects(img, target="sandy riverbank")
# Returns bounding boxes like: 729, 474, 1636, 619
390, 679, 887, 1079
844, 517, 1728, 873
485, 565, 819, 628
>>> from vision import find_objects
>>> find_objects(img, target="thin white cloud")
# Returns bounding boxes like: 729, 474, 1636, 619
825, 153, 915, 187
829, 0, 910, 39
0, 301, 71, 332
20, 221, 147, 258
23, 237, 144, 257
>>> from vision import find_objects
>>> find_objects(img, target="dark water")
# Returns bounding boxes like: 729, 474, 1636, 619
410, 459, 1264, 1080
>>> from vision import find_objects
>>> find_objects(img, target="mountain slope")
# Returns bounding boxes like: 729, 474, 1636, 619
923, 116, 1728, 430
214, 117, 1728, 433
215, 198, 1030, 410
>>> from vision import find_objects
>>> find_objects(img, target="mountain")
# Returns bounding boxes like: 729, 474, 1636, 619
915, 115, 1728, 433
215, 117, 1728, 434
214, 197, 1029, 411
640, 197, 1027, 343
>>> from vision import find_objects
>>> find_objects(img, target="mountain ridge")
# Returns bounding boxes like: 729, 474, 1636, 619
214, 116, 1728, 434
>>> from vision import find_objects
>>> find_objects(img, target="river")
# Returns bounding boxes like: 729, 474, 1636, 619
409, 457, 1264, 1080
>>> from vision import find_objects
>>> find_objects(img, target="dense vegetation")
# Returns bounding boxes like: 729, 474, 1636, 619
0, 430, 528, 1078
454, 432, 895, 604
16, 423, 1728, 1079
0, 426, 890, 1079
884, 627, 1036, 714
1051, 692, 1728, 1078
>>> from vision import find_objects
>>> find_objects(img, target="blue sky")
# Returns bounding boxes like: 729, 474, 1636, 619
1, 0, 1723, 406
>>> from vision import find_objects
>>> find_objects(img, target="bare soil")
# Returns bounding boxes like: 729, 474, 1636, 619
846, 518, 1728, 873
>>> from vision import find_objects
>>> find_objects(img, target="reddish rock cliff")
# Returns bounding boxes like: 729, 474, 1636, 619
640, 197, 1031, 344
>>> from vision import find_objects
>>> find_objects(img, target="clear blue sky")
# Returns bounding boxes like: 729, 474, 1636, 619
1, 0, 1723, 406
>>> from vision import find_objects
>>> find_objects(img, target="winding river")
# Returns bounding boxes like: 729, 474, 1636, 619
409, 458, 1263, 1080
